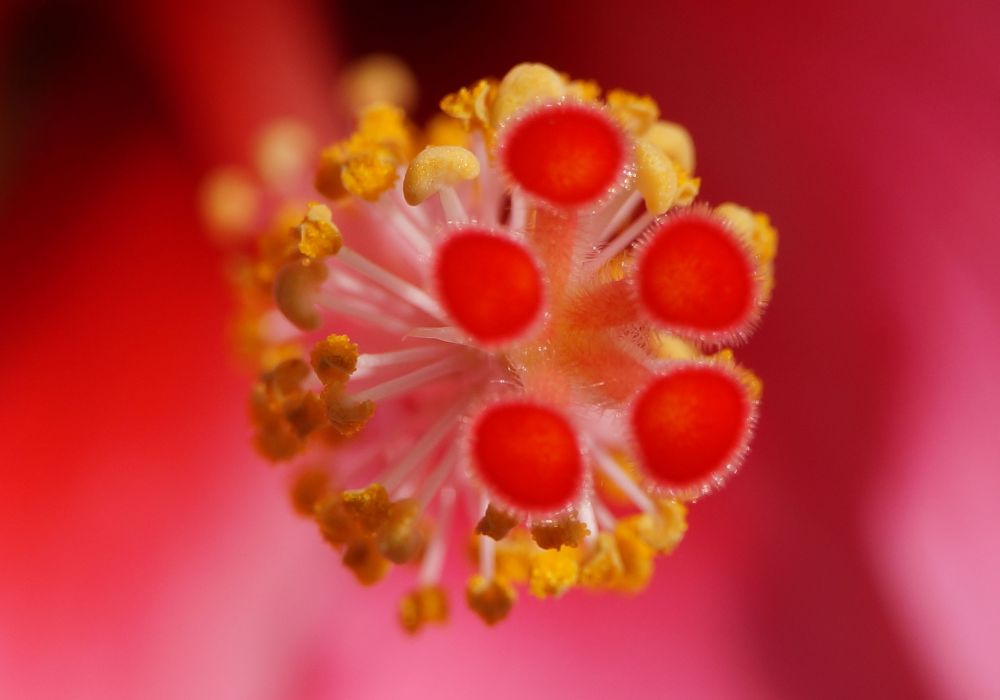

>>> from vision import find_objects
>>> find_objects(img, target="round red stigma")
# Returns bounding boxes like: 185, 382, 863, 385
434, 229, 544, 344
636, 212, 758, 341
471, 402, 583, 514
631, 365, 752, 491
499, 102, 627, 208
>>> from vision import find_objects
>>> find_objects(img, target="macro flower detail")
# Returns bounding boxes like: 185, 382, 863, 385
205, 60, 778, 632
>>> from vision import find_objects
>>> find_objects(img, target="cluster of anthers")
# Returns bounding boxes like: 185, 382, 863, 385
203, 61, 777, 632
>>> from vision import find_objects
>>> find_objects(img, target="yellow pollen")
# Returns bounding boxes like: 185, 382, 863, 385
311, 334, 359, 386
340, 149, 399, 201
376, 498, 426, 564
491, 63, 566, 126
320, 384, 375, 437
342, 536, 391, 585
440, 78, 497, 136
338, 54, 418, 114
579, 533, 625, 589
528, 548, 579, 599
475, 503, 520, 541
297, 203, 342, 261
425, 114, 469, 147
566, 78, 602, 102
619, 500, 688, 554
341, 483, 391, 532
643, 120, 696, 173
403, 145, 480, 205
635, 138, 679, 215
530, 516, 590, 550
606, 89, 661, 135
673, 162, 701, 205
466, 575, 516, 625
612, 523, 656, 593
399, 585, 449, 634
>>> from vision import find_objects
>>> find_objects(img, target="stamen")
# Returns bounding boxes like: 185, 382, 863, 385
316, 292, 413, 335
353, 345, 453, 379
380, 398, 468, 491
418, 487, 456, 586
587, 211, 654, 272
416, 441, 460, 507
353, 354, 469, 403
336, 246, 443, 320
590, 442, 656, 514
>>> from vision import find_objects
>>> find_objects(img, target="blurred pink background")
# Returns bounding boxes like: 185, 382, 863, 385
1, 1, 998, 698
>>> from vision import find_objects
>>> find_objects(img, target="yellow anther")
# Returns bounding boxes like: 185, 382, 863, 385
492, 532, 535, 584
265, 357, 312, 395
281, 391, 327, 438
297, 203, 342, 261
674, 163, 701, 206
398, 585, 449, 634
251, 416, 302, 461
425, 114, 469, 147
491, 63, 566, 126
528, 548, 579, 599
315, 146, 350, 201
752, 212, 778, 265
376, 498, 426, 564
314, 492, 358, 546
635, 137, 679, 215
342, 536, 390, 586
475, 503, 520, 541
403, 145, 480, 206
714, 202, 757, 241
620, 500, 688, 554
274, 260, 328, 331
739, 366, 764, 401
340, 149, 399, 201
579, 533, 625, 589
654, 333, 701, 361
310, 334, 359, 386
466, 575, 516, 625
255, 119, 314, 189
355, 102, 417, 161
643, 120, 696, 173
290, 468, 330, 518
566, 79, 602, 102
199, 167, 259, 240
440, 78, 497, 134
530, 516, 589, 550
606, 89, 660, 134
338, 53, 418, 114
320, 384, 375, 437
341, 483, 391, 532
613, 522, 656, 593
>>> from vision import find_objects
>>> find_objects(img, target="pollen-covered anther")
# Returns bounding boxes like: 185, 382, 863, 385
311, 334, 359, 385
620, 500, 688, 554
314, 492, 358, 546
434, 229, 544, 344
528, 548, 579, 599
376, 498, 426, 564
631, 365, 754, 493
643, 120, 696, 173
290, 468, 330, 517
475, 503, 521, 541
612, 523, 655, 593
499, 101, 628, 208
635, 138, 679, 215
606, 89, 660, 134
579, 533, 625, 589
274, 259, 328, 331
491, 62, 566, 126
342, 537, 391, 585
530, 515, 590, 550
320, 384, 375, 437
399, 585, 449, 634
341, 483, 391, 532
636, 211, 761, 341
470, 402, 584, 515
466, 575, 516, 626
402, 145, 480, 205
297, 203, 342, 261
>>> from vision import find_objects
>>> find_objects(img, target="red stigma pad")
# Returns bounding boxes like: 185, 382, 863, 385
471, 402, 583, 513
631, 366, 751, 489
435, 229, 544, 344
500, 102, 626, 207
637, 213, 757, 338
